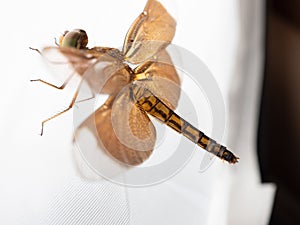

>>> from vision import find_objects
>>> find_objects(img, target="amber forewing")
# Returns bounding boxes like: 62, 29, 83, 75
123, 0, 176, 64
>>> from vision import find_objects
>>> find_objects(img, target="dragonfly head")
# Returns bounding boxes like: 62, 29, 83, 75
59, 29, 88, 49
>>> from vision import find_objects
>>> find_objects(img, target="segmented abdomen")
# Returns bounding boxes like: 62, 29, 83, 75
132, 84, 238, 164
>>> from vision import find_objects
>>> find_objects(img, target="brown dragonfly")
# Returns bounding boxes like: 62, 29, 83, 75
31, 0, 238, 166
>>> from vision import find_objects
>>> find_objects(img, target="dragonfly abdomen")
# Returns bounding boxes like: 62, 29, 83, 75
132, 84, 238, 164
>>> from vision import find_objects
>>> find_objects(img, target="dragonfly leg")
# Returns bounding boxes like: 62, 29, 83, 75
29, 47, 42, 55
30, 72, 75, 90
40, 81, 82, 135
54, 37, 59, 46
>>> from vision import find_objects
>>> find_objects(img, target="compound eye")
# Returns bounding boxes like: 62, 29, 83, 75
59, 29, 88, 49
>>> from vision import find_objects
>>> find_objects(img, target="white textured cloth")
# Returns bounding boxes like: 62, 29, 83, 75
0, 0, 274, 224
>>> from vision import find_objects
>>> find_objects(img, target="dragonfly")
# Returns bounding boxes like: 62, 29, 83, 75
31, 0, 238, 166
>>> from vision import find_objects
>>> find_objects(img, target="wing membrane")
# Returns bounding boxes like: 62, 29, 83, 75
42, 47, 96, 75
41, 46, 131, 95
83, 57, 131, 95
134, 49, 181, 109
76, 94, 155, 166
111, 87, 156, 153
123, 0, 176, 64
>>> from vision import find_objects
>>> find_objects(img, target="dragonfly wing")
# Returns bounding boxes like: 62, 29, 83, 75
135, 49, 181, 110
83, 57, 131, 95
42, 46, 119, 70
123, 0, 176, 64
75, 92, 155, 166
42, 46, 96, 76
41, 46, 130, 95
111, 87, 156, 153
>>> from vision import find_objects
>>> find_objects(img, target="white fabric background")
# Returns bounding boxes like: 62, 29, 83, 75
0, 0, 274, 224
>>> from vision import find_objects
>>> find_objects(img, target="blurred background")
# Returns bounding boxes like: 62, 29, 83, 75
258, 0, 300, 224
0, 0, 299, 224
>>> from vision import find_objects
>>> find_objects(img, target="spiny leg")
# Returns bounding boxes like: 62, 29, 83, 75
29, 47, 41, 55
31, 71, 91, 103
30, 72, 75, 90
54, 37, 59, 46
40, 80, 83, 135
29, 46, 90, 134
29, 45, 76, 90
